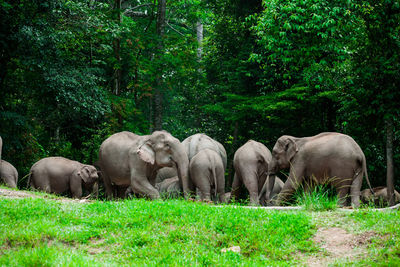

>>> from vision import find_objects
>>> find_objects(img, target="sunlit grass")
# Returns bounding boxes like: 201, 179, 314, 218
0, 197, 316, 266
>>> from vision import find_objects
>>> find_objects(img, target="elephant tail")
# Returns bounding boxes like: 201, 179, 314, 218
211, 164, 218, 199
362, 154, 374, 195
258, 173, 269, 201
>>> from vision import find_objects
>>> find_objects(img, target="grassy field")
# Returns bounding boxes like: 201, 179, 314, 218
0, 190, 399, 266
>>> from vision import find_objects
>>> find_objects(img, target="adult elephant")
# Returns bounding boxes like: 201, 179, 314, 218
29, 157, 98, 198
361, 187, 400, 206
269, 132, 373, 207
182, 133, 227, 197
98, 131, 189, 199
0, 160, 18, 188
190, 149, 227, 203
0, 135, 2, 162
230, 140, 276, 206
182, 134, 227, 170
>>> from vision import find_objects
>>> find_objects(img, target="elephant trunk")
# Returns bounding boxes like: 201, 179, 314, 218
259, 173, 276, 205
171, 140, 190, 199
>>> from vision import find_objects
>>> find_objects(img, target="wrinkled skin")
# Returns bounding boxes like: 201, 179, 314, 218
0, 160, 18, 188
155, 176, 182, 198
190, 149, 227, 203
98, 131, 189, 199
231, 140, 276, 206
29, 157, 98, 198
270, 132, 372, 207
361, 187, 400, 206
259, 176, 284, 206
182, 134, 227, 197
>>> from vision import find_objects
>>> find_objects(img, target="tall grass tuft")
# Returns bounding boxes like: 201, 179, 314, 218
294, 183, 338, 211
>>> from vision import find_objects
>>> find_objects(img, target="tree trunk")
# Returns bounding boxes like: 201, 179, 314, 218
196, 21, 203, 60
113, 0, 122, 96
153, 0, 166, 131
386, 116, 395, 206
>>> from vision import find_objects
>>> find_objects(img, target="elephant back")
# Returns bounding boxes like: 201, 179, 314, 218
182, 134, 227, 170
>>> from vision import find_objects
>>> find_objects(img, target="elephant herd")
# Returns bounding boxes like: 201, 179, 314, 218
0, 132, 399, 207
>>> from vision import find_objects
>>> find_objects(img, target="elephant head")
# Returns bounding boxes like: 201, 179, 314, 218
137, 131, 190, 198
78, 165, 99, 186
271, 135, 299, 172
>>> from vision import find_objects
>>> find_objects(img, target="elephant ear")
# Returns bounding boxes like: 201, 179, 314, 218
285, 137, 298, 162
78, 166, 91, 183
137, 142, 155, 165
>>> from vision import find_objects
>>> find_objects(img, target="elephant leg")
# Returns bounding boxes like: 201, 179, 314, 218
239, 168, 260, 206
102, 172, 114, 199
230, 173, 242, 202
130, 171, 160, 200
192, 172, 212, 202
276, 165, 304, 205
70, 178, 83, 199
216, 168, 227, 203
350, 171, 362, 208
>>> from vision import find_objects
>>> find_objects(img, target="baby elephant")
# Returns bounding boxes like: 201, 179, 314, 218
259, 176, 284, 206
155, 176, 182, 198
0, 160, 18, 188
361, 186, 400, 206
29, 157, 98, 198
190, 148, 227, 203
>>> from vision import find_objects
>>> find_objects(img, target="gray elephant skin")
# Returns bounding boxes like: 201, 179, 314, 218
182, 134, 227, 170
361, 186, 400, 206
0, 135, 2, 162
0, 160, 18, 188
29, 157, 99, 198
190, 148, 227, 202
98, 131, 190, 199
155, 176, 181, 198
269, 132, 372, 207
182, 134, 227, 201
260, 176, 284, 206
155, 166, 177, 183
230, 140, 277, 206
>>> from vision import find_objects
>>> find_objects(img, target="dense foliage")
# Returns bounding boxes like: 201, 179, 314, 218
1, 0, 399, 190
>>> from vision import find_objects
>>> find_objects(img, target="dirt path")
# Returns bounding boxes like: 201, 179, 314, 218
0, 187, 92, 203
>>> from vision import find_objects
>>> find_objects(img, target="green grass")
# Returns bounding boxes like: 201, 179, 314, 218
0, 197, 316, 266
0, 192, 399, 266
294, 184, 338, 211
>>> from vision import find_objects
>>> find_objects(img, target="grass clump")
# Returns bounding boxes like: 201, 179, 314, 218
294, 183, 338, 211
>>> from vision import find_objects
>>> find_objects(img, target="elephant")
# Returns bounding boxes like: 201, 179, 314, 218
182, 133, 227, 198
0, 135, 2, 162
269, 132, 373, 207
230, 140, 277, 206
189, 148, 227, 203
155, 166, 177, 183
259, 176, 284, 206
0, 160, 18, 188
98, 131, 189, 200
361, 186, 400, 206
182, 134, 227, 170
155, 176, 182, 198
29, 157, 99, 198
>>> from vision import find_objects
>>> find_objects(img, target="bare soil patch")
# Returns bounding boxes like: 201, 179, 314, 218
306, 227, 376, 266
0, 188, 92, 203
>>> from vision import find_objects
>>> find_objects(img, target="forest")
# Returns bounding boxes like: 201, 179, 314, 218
1, 0, 399, 193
